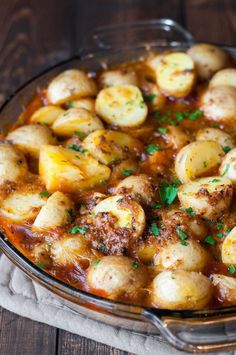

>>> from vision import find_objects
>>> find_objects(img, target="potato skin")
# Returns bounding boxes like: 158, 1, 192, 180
33, 191, 74, 230
221, 226, 236, 265
201, 86, 236, 122
99, 69, 138, 88
209, 68, 236, 89
7, 125, 57, 159
87, 256, 147, 299
165, 126, 190, 150
47, 69, 97, 104
151, 270, 213, 309
0, 143, 28, 184
30, 106, 64, 126
220, 148, 236, 184
154, 240, 208, 272
212, 274, 236, 303
65, 98, 95, 112
187, 44, 229, 81
196, 128, 234, 149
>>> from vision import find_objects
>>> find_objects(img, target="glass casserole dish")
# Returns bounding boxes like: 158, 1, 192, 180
1, 19, 236, 353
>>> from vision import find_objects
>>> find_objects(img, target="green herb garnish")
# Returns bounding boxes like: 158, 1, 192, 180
158, 127, 167, 135
67, 208, 74, 219
100, 244, 106, 252
216, 222, 224, 230
92, 259, 101, 267
151, 202, 162, 209
176, 227, 188, 241
37, 263, 46, 269
151, 222, 159, 236
204, 235, 216, 246
222, 163, 230, 176
181, 207, 196, 217
68, 144, 87, 153
132, 260, 139, 269
71, 225, 87, 235
74, 131, 86, 138
223, 146, 232, 153
160, 185, 178, 205
123, 169, 132, 177
67, 101, 75, 109
188, 109, 203, 120
39, 191, 49, 198
228, 264, 236, 274
146, 144, 161, 154
144, 93, 157, 103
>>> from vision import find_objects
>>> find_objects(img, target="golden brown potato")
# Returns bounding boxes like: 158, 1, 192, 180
175, 141, 224, 183
52, 108, 104, 137
141, 82, 166, 111
7, 125, 57, 159
209, 68, 236, 88
165, 126, 190, 150
196, 128, 234, 150
99, 69, 138, 88
114, 174, 155, 205
220, 148, 236, 184
151, 270, 213, 309
187, 44, 229, 81
110, 159, 139, 182
156, 52, 196, 98
65, 98, 95, 112
29, 106, 64, 126
201, 86, 236, 122
221, 226, 236, 265
0, 143, 28, 184
47, 69, 97, 104
87, 256, 147, 299
212, 274, 236, 303
95, 85, 148, 127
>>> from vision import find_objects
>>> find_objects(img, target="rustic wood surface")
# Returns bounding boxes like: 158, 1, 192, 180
0, 0, 235, 354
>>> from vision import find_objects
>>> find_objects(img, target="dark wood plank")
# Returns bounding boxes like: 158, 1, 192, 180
0, 307, 57, 355
185, 0, 236, 45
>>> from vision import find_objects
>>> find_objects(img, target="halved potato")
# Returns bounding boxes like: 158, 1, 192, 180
154, 241, 208, 272
175, 141, 224, 183
0, 187, 46, 222
196, 128, 234, 149
178, 176, 233, 219
222, 226, 236, 265
187, 44, 229, 81
220, 148, 236, 184
33, 191, 74, 230
114, 174, 155, 205
110, 159, 139, 182
66, 98, 95, 112
39, 145, 110, 193
99, 69, 138, 88
92, 195, 145, 238
87, 256, 147, 299
0, 143, 28, 184
83, 129, 143, 165
51, 235, 92, 266
156, 52, 195, 98
7, 125, 57, 159
136, 242, 159, 264
212, 274, 236, 303
146, 53, 165, 72
151, 270, 212, 309
95, 85, 147, 127
47, 69, 97, 104
210, 68, 236, 88
201, 86, 236, 122
29, 106, 64, 126
165, 126, 190, 150
141, 82, 166, 111
52, 108, 104, 137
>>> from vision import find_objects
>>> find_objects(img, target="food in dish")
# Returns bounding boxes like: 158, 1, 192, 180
1, 43, 236, 310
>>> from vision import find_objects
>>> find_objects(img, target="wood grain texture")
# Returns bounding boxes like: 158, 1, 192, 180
0, 0, 235, 354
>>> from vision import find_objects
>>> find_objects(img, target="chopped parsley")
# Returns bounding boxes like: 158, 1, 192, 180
223, 146, 232, 153
211, 178, 221, 183
216, 222, 224, 230
144, 93, 157, 103
159, 185, 178, 205
37, 263, 46, 269
100, 244, 106, 252
228, 264, 236, 274
151, 222, 159, 236
169, 120, 179, 126
188, 109, 203, 120
39, 191, 49, 198
74, 131, 86, 139
176, 227, 188, 241
158, 127, 167, 135
122, 169, 132, 177
181, 207, 196, 217
216, 233, 224, 239
71, 225, 87, 235
68, 144, 87, 154
222, 163, 230, 176
172, 179, 181, 186
132, 260, 139, 269
146, 144, 161, 154
67, 101, 75, 109
148, 261, 155, 266
180, 241, 189, 246
204, 235, 216, 246
92, 259, 101, 267
151, 202, 162, 209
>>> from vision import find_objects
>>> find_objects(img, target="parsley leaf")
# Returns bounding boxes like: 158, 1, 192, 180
92, 259, 101, 267
158, 127, 167, 135
181, 207, 196, 217
122, 169, 132, 177
74, 131, 86, 139
188, 109, 203, 120
222, 163, 230, 176
151, 202, 162, 209
144, 93, 157, 103
100, 244, 106, 252
223, 146, 232, 153
216, 222, 224, 230
37, 263, 46, 269
159, 185, 178, 205
151, 222, 159, 236
204, 235, 216, 246
39, 191, 49, 198
176, 227, 188, 240
146, 144, 161, 154
71, 225, 87, 235
67, 101, 75, 109
228, 264, 236, 274
132, 260, 139, 269
68, 144, 87, 153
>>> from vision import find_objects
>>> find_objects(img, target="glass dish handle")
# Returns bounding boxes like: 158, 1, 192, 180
144, 309, 236, 353
80, 18, 195, 56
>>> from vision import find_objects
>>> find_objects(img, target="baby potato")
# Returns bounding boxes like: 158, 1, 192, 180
146, 53, 165, 72
92, 195, 145, 238
201, 86, 236, 122
33, 191, 74, 230
0, 143, 28, 184
212, 274, 236, 303
95, 85, 148, 127
0, 187, 46, 222
136, 242, 159, 264
141, 82, 166, 111
156, 52, 195, 98
7, 124, 57, 159
210, 68, 236, 89
196, 128, 234, 150
151, 270, 212, 309
39, 145, 111, 193
114, 174, 155, 205
165, 126, 190, 150
221, 226, 236, 265
66, 98, 95, 112
187, 44, 229, 81
110, 159, 139, 182
51, 235, 92, 266
29, 106, 64, 126
154, 241, 208, 272
83, 129, 143, 165
31, 242, 51, 264
52, 108, 104, 137
175, 141, 224, 183
47, 69, 97, 104
220, 148, 236, 184
99, 69, 138, 88
87, 256, 147, 299
178, 176, 233, 219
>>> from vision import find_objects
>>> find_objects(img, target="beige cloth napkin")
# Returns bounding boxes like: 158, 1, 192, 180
0, 254, 234, 355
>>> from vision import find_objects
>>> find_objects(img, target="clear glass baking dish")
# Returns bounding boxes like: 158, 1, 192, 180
1, 19, 236, 353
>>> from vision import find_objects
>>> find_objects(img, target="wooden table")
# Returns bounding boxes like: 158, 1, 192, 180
0, 0, 235, 354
